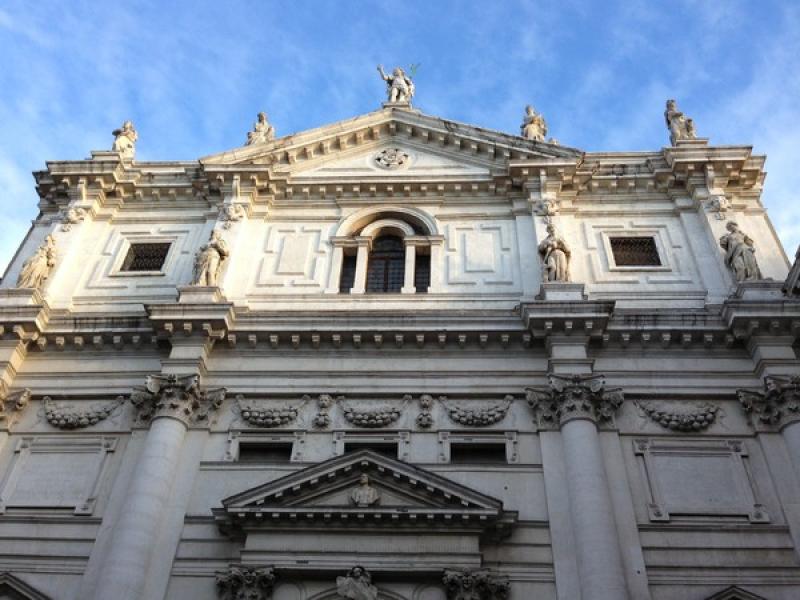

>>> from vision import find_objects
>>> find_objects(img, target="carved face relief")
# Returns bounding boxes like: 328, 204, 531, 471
374, 148, 410, 170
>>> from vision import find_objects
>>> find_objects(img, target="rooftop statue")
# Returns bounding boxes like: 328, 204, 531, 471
111, 120, 138, 159
336, 566, 378, 600
521, 105, 547, 142
719, 221, 762, 282
245, 112, 275, 146
664, 99, 697, 145
377, 64, 415, 104
192, 230, 229, 287
16, 235, 56, 290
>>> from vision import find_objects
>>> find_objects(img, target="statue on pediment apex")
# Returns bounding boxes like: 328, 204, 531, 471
112, 120, 138, 159
521, 105, 547, 142
664, 99, 697, 145
245, 112, 275, 146
337, 566, 378, 600
377, 64, 415, 104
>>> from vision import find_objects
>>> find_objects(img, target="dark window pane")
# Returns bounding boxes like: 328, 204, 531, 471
237, 443, 293, 463
344, 443, 398, 459
609, 237, 661, 267
415, 254, 430, 293
340, 255, 357, 293
366, 235, 405, 293
449, 444, 507, 464
121, 243, 171, 272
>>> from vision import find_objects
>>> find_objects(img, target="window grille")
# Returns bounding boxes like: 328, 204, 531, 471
120, 243, 171, 272
339, 255, 357, 293
609, 237, 661, 267
414, 253, 430, 293
366, 236, 405, 293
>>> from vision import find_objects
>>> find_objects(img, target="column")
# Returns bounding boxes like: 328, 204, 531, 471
427, 236, 445, 293
401, 242, 416, 294
350, 237, 371, 295
325, 243, 345, 293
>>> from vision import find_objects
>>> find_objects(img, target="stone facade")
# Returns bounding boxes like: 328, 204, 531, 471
0, 96, 798, 600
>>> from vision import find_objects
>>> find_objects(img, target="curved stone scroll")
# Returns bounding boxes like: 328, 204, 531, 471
340, 397, 408, 428
637, 400, 719, 432
44, 396, 123, 430
236, 395, 305, 428
444, 396, 513, 427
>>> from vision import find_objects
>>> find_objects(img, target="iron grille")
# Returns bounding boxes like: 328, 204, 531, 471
366, 236, 405, 293
339, 255, 357, 293
609, 237, 661, 267
120, 243, 171, 272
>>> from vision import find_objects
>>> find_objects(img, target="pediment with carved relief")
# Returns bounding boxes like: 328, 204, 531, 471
214, 449, 517, 538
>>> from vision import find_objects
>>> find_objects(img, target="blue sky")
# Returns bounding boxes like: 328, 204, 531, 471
2, 1, 799, 271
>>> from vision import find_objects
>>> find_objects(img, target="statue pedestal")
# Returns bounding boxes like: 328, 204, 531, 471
0, 288, 47, 308
673, 138, 709, 148
536, 282, 587, 301
177, 286, 224, 304
733, 280, 782, 301
382, 102, 419, 112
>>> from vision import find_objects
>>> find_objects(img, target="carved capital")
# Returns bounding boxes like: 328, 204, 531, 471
216, 565, 276, 600
442, 568, 510, 600
738, 375, 800, 431
526, 373, 623, 429
130, 374, 225, 427
0, 388, 30, 427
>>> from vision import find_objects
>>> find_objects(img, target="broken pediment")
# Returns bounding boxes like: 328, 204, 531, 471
214, 449, 517, 539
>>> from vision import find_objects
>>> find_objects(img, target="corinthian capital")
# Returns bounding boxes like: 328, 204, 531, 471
738, 375, 800, 431
526, 373, 623, 429
442, 568, 510, 600
216, 565, 276, 600
130, 373, 225, 427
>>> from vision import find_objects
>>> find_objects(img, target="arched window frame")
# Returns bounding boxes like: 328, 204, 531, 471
326, 210, 443, 295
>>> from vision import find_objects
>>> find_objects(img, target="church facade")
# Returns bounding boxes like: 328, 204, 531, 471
0, 73, 799, 600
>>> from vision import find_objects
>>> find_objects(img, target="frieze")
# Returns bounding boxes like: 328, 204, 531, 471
216, 565, 276, 600
444, 396, 512, 427
637, 400, 719, 432
44, 396, 123, 429
236, 395, 304, 428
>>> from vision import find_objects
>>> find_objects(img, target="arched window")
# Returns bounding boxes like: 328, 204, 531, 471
366, 236, 405, 293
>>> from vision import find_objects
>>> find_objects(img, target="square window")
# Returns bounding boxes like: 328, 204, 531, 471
120, 243, 171, 272
609, 237, 661, 267
237, 442, 293, 463
449, 443, 508, 464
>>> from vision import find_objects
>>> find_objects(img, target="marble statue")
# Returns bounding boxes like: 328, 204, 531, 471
520, 105, 547, 142
350, 474, 380, 507
538, 223, 571, 282
192, 230, 229, 286
245, 112, 275, 146
719, 221, 762, 282
16, 235, 56, 290
377, 65, 415, 104
664, 99, 697, 145
112, 120, 138, 159
336, 566, 378, 600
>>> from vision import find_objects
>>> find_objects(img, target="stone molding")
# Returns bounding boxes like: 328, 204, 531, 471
130, 374, 225, 427
215, 564, 276, 600
442, 568, 510, 600
526, 373, 623, 429
737, 375, 800, 431
43, 396, 123, 429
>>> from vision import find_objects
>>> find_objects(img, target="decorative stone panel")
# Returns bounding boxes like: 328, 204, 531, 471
44, 396, 123, 429
442, 568, 510, 600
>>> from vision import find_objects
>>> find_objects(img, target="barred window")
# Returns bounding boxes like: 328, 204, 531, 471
366, 236, 405, 293
609, 237, 661, 267
120, 243, 171, 272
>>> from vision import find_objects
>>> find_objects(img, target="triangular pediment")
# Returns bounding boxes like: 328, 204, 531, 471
705, 586, 767, 600
200, 108, 581, 178
215, 450, 516, 536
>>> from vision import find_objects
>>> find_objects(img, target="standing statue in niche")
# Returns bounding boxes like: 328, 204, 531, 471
719, 221, 762, 282
336, 566, 378, 600
520, 105, 547, 142
377, 65, 415, 104
192, 230, 229, 287
111, 120, 138, 159
538, 223, 571, 282
664, 99, 697, 145
245, 112, 275, 145
350, 474, 381, 507
16, 235, 56, 290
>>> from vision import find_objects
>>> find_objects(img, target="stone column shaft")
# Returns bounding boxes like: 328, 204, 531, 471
326, 244, 345, 293
351, 238, 371, 295
401, 243, 416, 294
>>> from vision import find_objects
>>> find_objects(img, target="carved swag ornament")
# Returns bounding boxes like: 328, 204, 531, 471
130, 374, 225, 426
526, 373, 624, 429
44, 396, 123, 429
738, 375, 800, 430
442, 569, 510, 600
216, 565, 276, 600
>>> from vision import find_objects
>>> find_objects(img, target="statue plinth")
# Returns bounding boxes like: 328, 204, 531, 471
177, 286, 225, 304
672, 138, 709, 148
90, 150, 124, 162
0, 288, 47, 307
536, 282, 587, 301
382, 102, 418, 112
733, 280, 782, 300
